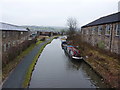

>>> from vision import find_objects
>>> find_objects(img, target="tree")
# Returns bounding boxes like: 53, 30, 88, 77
67, 17, 78, 35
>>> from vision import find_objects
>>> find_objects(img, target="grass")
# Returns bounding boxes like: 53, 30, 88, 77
36, 40, 43, 45
22, 38, 54, 88
82, 47, 120, 88
85, 50, 120, 88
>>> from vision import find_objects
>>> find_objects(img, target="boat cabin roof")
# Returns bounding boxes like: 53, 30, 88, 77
67, 45, 73, 48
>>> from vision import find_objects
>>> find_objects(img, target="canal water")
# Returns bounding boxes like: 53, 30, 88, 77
29, 38, 107, 88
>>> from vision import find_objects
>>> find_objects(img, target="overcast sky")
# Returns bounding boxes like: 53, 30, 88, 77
0, 0, 119, 27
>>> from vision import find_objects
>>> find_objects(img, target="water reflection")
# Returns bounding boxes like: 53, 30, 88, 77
65, 57, 82, 71
81, 62, 109, 88
67, 60, 82, 70
63, 47, 108, 88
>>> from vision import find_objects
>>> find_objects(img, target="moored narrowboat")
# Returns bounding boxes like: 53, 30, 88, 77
63, 45, 83, 60
61, 40, 67, 49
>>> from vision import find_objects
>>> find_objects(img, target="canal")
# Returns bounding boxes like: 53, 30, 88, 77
29, 38, 108, 88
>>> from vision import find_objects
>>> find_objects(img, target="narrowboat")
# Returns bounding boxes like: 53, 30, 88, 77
64, 45, 83, 60
61, 36, 67, 40
61, 40, 67, 49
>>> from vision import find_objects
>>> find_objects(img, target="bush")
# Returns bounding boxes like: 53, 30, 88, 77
2, 39, 36, 67
40, 37, 45, 41
97, 41, 105, 49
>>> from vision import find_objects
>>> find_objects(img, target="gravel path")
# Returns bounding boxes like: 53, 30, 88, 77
2, 39, 51, 88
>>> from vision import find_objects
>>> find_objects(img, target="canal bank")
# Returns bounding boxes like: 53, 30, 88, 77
2, 37, 54, 88
67, 35, 120, 88
82, 49, 120, 88
29, 38, 108, 88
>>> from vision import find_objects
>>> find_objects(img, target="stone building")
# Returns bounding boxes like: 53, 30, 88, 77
37, 31, 58, 37
81, 12, 120, 54
0, 22, 29, 53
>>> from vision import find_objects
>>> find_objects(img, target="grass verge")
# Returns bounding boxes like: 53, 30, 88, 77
22, 38, 54, 88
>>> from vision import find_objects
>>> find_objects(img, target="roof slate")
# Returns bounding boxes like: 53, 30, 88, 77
82, 12, 120, 28
0, 22, 28, 31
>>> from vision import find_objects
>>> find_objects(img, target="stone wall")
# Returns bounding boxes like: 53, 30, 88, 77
1, 30, 36, 66
2, 30, 29, 53
81, 22, 120, 54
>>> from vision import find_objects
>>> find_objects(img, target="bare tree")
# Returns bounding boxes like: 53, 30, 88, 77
67, 17, 78, 35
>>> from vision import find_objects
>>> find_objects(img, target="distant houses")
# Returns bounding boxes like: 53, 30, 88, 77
81, 12, 120, 54
37, 31, 58, 37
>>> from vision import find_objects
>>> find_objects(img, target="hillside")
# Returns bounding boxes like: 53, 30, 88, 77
22, 26, 68, 32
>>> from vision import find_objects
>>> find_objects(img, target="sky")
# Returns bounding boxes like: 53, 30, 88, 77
0, 0, 120, 27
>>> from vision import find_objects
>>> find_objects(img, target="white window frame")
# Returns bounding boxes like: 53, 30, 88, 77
105, 24, 111, 36
115, 24, 120, 36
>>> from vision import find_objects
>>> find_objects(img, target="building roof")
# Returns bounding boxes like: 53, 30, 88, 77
82, 12, 120, 28
0, 22, 28, 31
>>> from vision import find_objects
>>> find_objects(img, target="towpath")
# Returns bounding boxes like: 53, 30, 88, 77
2, 38, 51, 88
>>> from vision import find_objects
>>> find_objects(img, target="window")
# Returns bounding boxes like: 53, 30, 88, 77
8, 42, 11, 49
105, 25, 111, 35
13, 41, 16, 46
98, 26, 102, 35
7, 31, 10, 37
81, 29, 84, 34
2, 31, 6, 38
86, 29, 89, 34
81, 28, 88, 35
83, 30, 86, 34
21, 32, 23, 34
92, 27, 95, 34
115, 24, 120, 36
3, 44, 6, 52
